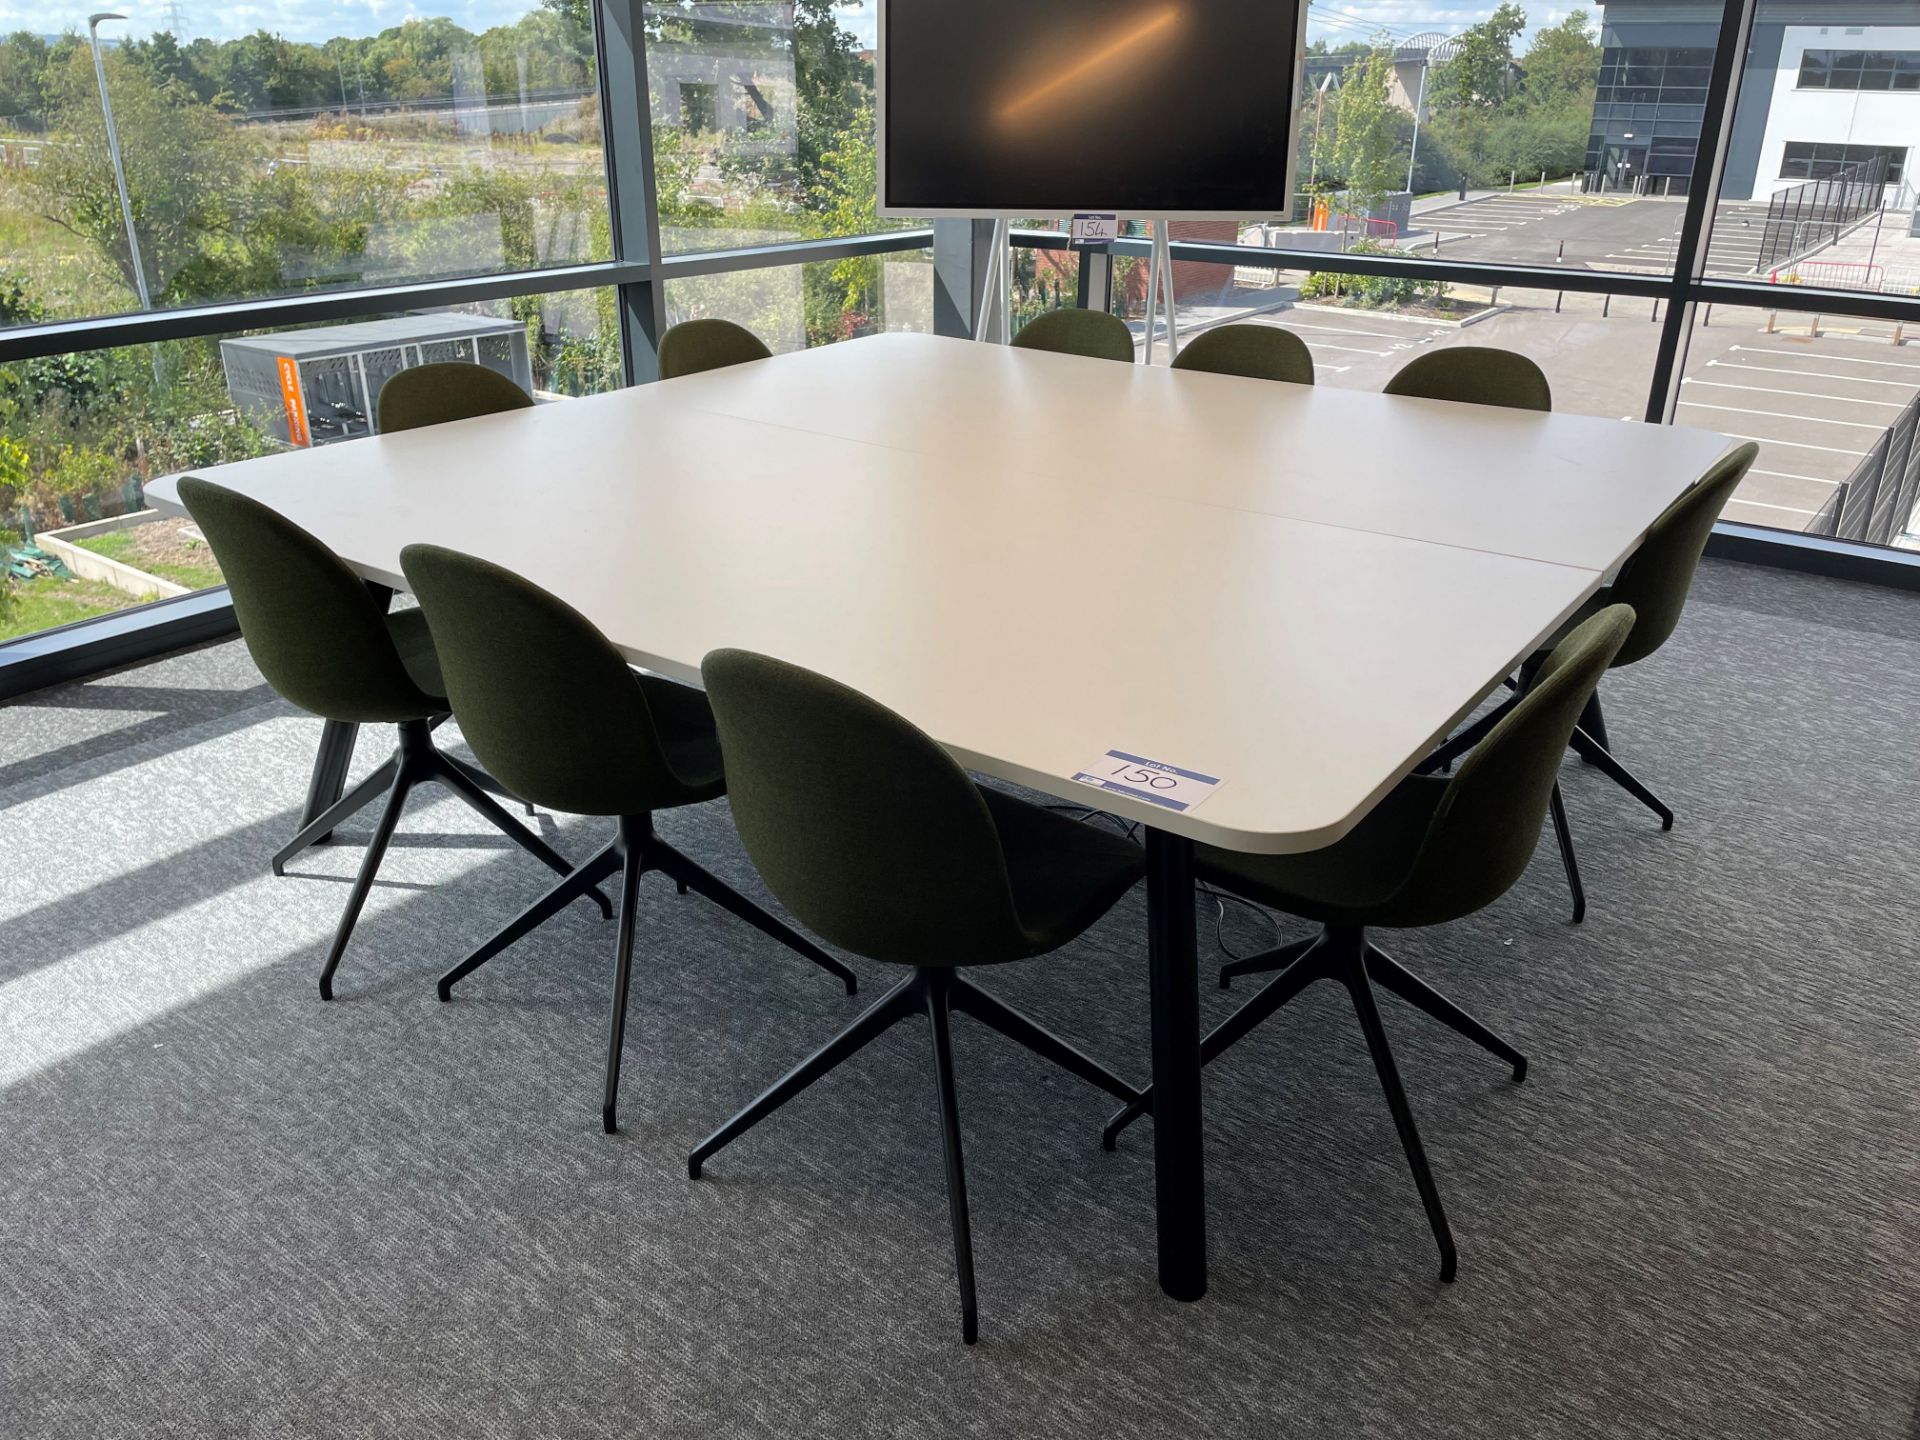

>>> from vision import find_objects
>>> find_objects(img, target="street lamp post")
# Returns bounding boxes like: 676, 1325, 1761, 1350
87, 12, 151, 311
1406, 59, 1429, 196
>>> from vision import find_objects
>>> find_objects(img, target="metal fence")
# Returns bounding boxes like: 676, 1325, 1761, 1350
1754, 154, 1889, 273
1808, 385, 1920, 546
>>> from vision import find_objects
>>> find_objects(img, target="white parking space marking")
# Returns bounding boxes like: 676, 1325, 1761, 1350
1281, 320, 1419, 340
1682, 377, 1905, 406
1707, 360, 1917, 387
1300, 341, 1395, 356
1727, 497, 1821, 516
1717, 430, 1868, 455
1731, 344, 1920, 371
1678, 401, 1884, 427
1751, 467, 1835, 484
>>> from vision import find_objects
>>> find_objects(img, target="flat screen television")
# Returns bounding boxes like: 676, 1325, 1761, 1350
877, 0, 1302, 218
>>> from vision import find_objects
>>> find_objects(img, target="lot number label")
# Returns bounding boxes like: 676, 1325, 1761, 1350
1071, 750, 1222, 812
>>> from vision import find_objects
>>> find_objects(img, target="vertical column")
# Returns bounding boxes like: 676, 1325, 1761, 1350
1642, 0, 1760, 424
596, 0, 668, 383
933, 218, 995, 339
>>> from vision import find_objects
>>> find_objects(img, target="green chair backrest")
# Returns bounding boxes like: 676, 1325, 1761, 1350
376, 362, 533, 433
398, 544, 694, 816
1384, 348, 1552, 412
1607, 442, 1757, 668
1172, 324, 1314, 385
1389, 605, 1634, 927
176, 476, 438, 724
1009, 308, 1135, 364
658, 318, 773, 380
700, 649, 1032, 967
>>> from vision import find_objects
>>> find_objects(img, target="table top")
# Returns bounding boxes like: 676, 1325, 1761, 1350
152, 332, 1733, 853
656, 334, 1736, 573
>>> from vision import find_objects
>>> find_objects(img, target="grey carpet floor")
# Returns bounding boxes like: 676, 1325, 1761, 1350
1, 558, 1916, 1440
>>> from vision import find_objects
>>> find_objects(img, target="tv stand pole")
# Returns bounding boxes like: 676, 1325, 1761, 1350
1141, 219, 1179, 364
974, 217, 1013, 343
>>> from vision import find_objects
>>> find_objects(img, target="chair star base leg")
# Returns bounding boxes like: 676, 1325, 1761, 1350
690, 966, 1137, 1345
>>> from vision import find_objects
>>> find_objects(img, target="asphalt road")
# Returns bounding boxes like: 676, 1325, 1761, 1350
1413, 193, 1783, 276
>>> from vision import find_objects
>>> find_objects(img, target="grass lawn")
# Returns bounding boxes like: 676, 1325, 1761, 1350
73, 530, 224, 590
0, 575, 138, 641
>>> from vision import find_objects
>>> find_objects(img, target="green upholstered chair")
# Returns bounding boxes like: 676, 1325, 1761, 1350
1424, 443, 1760, 921
1384, 347, 1552, 411
689, 649, 1146, 1344
288, 359, 538, 871
1009, 307, 1135, 363
1532, 441, 1759, 834
1105, 606, 1636, 1283
376, 361, 533, 433
657, 318, 773, 380
1171, 324, 1314, 385
397, 546, 857, 1135
176, 476, 606, 1002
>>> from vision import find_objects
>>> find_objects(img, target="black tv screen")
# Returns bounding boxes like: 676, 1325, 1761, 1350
878, 0, 1301, 217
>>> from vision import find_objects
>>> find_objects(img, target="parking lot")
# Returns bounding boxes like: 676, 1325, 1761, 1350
1413, 191, 1785, 276
1151, 285, 1920, 537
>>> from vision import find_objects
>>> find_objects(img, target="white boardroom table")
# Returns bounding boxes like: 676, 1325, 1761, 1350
151, 330, 1736, 1303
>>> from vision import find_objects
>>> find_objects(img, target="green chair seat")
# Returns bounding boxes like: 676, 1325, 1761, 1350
658, 318, 773, 380
1009, 308, 1135, 363
385, 608, 448, 705
981, 787, 1147, 953
1197, 777, 1447, 928
1172, 324, 1314, 384
647, 679, 726, 799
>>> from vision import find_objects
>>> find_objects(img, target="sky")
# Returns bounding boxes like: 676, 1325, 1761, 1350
0, 0, 1575, 52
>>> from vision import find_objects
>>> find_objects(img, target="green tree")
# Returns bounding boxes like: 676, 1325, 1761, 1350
1331, 45, 1404, 216
22, 49, 258, 306
1522, 11, 1600, 106
1433, 3, 1526, 111
0, 30, 51, 121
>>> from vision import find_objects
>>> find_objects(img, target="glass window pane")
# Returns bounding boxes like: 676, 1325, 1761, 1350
1680, 303, 1920, 546
0, 290, 616, 646
645, 0, 920, 256
0, 9, 608, 327
1111, 254, 1659, 419
664, 251, 934, 351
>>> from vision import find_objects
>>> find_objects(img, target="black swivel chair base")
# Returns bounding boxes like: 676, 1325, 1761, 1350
277, 716, 536, 875
1106, 925, 1529, 1284
305, 718, 612, 1003
689, 966, 1142, 1345
437, 813, 860, 1136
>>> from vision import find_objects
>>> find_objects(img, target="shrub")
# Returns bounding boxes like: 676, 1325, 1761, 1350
1299, 241, 1451, 310
45, 444, 122, 495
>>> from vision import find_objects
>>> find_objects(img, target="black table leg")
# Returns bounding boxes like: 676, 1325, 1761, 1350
1145, 826, 1206, 1301
298, 719, 360, 843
